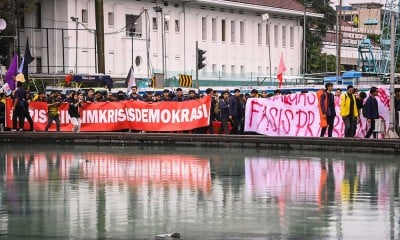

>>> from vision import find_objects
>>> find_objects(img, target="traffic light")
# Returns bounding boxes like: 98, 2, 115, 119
197, 48, 206, 70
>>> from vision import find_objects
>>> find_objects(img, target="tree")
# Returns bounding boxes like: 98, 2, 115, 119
0, 0, 36, 66
302, 0, 337, 73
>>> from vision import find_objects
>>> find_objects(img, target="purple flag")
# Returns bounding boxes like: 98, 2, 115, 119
5, 54, 18, 90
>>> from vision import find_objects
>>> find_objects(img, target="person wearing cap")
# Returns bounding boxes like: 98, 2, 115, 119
363, 86, 379, 138
229, 89, 243, 134
340, 84, 359, 137
128, 86, 142, 101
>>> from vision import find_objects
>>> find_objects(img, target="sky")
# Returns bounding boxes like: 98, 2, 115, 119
330, 0, 385, 6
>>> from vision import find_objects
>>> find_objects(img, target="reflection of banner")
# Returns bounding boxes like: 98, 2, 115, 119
245, 157, 325, 203
5, 152, 211, 192
5, 96, 211, 131
245, 90, 390, 137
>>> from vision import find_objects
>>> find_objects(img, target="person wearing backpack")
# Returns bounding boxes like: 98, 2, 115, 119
340, 85, 359, 137
363, 87, 379, 138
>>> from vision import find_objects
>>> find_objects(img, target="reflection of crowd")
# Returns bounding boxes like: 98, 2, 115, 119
0, 83, 397, 137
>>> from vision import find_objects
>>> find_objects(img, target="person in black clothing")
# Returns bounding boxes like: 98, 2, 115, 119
219, 91, 230, 134
24, 92, 34, 131
364, 87, 380, 138
395, 88, 400, 135
354, 91, 367, 136
173, 88, 186, 101
229, 89, 243, 134
12, 81, 26, 132
320, 83, 336, 137
68, 92, 83, 132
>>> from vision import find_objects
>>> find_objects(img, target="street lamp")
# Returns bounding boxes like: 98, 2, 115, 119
261, 13, 272, 85
303, 2, 312, 77
70, 16, 79, 74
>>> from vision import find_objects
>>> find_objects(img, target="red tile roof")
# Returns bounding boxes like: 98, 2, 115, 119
230, 0, 306, 12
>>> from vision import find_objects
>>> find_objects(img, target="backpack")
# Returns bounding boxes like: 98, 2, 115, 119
362, 105, 367, 118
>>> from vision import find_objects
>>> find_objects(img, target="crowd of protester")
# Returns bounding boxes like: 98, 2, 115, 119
1, 83, 400, 137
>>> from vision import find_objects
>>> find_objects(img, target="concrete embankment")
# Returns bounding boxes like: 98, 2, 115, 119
0, 132, 399, 153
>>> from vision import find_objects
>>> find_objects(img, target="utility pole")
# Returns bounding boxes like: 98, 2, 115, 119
386, 14, 398, 138
336, 0, 342, 81
95, 0, 105, 74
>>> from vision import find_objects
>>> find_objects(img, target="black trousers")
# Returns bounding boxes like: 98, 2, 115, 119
320, 115, 335, 137
343, 116, 357, 137
365, 119, 377, 139
25, 109, 34, 131
12, 106, 25, 130
45, 114, 60, 132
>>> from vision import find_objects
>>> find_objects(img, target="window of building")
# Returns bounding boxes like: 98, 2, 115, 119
222, 65, 226, 76
36, 57, 42, 73
290, 68, 293, 75
202, 17, 207, 40
175, 19, 180, 32
240, 65, 245, 77
290, 27, 294, 47
274, 25, 278, 47
266, 66, 270, 76
82, 9, 88, 23
231, 21, 235, 42
221, 19, 226, 42
212, 18, 217, 41
265, 24, 270, 45
258, 66, 262, 74
36, 2, 41, 28
240, 21, 244, 43
282, 26, 286, 47
108, 12, 114, 26
126, 14, 142, 37
257, 23, 262, 45
164, 19, 169, 32
231, 65, 235, 75
212, 64, 217, 76
153, 17, 158, 30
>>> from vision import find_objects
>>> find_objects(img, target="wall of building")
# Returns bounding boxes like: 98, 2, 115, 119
21, 0, 304, 85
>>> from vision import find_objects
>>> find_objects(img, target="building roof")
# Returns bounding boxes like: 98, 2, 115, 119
231, 0, 307, 12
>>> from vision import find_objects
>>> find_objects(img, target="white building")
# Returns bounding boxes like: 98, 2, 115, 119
19, 0, 322, 87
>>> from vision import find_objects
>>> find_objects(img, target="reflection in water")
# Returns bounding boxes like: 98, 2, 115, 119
0, 146, 399, 239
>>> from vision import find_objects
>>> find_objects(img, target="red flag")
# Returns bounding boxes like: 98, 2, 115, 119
277, 53, 286, 88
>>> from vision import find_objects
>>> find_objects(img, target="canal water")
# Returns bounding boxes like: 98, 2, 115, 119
0, 144, 399, 239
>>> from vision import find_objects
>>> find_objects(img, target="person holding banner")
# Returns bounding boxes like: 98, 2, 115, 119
45, 90, 61, 132
340, 85, 359, 137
